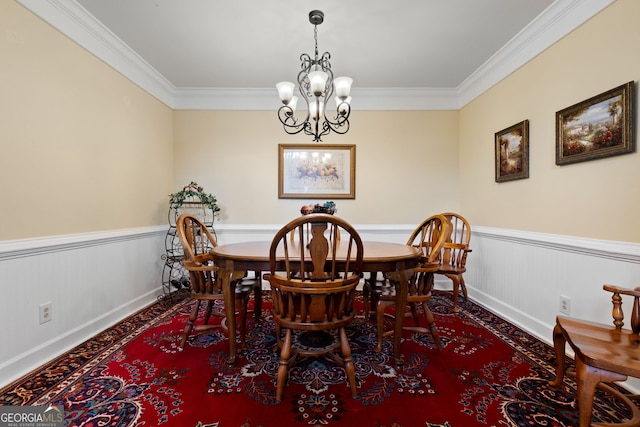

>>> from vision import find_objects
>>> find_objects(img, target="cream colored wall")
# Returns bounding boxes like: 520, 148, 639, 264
0, 1, 174, 241
459, 0, 640, 242
6, 0, 636, 243
173, 110, 460, 225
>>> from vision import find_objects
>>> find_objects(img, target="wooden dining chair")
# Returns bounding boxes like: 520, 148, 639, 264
263, 214, 364, 403
366, 214, 451, 352
175, 214, 261, 350
549, 284, 640, 427
436, 212, 472, 312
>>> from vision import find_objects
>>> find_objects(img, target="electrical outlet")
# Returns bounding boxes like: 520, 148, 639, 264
559, 295, 571, 315
39, 302, 52, 324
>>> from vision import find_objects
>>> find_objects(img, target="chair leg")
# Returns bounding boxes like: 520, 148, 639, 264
449, 275, 461, 313
363, 272, 380, 322
575, 357, 600, 427
363, 281, 371, 321
274, 322, 282, 350
574, 356, 628, 427
253, 285, 262, 323
237, 296, 248, 350
180, 300, 201, 350
339, 327, 357, 398
276, 329, 292, 403
369, 291, 380, 323
254, 283, 262, 323
409, 302, 420, 327
421, 301, 443, 350
375, 300, 389, 352
548, 323, 566, 389
203, 300, 215, 325
460, 276, 468, 301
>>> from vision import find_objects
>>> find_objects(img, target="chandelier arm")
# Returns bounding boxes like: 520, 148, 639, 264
302, 121, 316, 139
318, 52, 334, 100
278, 106, 312, 136
299, 53, 312, 72
297, 64, 312, 102
321, 111, 350, 136
318, 121, 332, 141
326, 119, 350, 135
336, 101, 351, 117
323, 101, 351, 125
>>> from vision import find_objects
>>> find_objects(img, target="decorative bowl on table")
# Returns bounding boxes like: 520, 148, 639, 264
300, 202, 337, 215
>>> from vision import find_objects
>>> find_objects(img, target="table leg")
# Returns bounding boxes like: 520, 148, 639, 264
220, 259, 238, 366
393, 261, 410, 367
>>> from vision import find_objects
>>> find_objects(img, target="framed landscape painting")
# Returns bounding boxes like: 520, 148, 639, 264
278, 144, 356, 199
556, 81, 635, 165
495, 120, 529, 183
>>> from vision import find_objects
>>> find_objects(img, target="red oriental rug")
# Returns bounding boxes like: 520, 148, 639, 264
0, 292, 634, 426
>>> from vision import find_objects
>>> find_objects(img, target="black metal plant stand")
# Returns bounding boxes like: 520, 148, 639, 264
159, 202, 216, 302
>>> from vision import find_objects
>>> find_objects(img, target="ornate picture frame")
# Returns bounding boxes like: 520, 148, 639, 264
556, 81, 635, 165
495, 120, 529, 183
278, 144, 356, 199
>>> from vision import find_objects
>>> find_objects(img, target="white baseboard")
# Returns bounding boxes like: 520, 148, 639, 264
0, 288, 163, 387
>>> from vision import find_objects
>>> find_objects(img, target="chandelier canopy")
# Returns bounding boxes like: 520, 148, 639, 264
276, 10, 353, 142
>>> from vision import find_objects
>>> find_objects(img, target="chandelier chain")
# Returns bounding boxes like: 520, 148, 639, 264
314, 25, 319, 64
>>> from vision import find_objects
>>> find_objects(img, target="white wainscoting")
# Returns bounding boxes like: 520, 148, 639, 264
2, 223, 639, 389
466, 226, 640, 345
0, 227, 167, 387
466, 226, 640, 393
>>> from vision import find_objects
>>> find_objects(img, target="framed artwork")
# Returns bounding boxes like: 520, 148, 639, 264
495, 120, 529, 183
556, 81, 635, 165
278, 144, 356, 199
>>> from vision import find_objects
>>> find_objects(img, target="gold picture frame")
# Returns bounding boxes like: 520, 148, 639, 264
495, 120, 529, 183
278, 144, 355, 199
556, 81, 635, 165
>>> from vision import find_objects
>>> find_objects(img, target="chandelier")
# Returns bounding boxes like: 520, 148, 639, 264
276, 10, 353, 142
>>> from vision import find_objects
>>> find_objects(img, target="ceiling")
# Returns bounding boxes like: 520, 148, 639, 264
73, 0, 555, 88
18, 0, 613, 109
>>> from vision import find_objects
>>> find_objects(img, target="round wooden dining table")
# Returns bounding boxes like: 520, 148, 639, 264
211, 240, 422, 366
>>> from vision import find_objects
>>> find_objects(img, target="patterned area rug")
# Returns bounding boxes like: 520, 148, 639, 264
0, 292, 633, 426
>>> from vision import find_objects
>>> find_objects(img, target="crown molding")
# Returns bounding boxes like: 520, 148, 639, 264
457, 0, 614, 108
172, 87, 461, 111
17, 0, 613, 111
16, 0, 177, 106
349, 87, 460, 111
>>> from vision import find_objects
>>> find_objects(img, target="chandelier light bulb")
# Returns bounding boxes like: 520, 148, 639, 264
308, 71, 329, 96
309, 100, 324, 120
333, 77, 353, 99
288, 96, 298, 113
276, 81, 295, 104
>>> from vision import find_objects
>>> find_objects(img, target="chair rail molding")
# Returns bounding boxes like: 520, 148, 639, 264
0, 226, 167, 261
473, 225, 640, 264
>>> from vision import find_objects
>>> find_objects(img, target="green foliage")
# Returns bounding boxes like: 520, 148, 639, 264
169, 181, 220, 213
